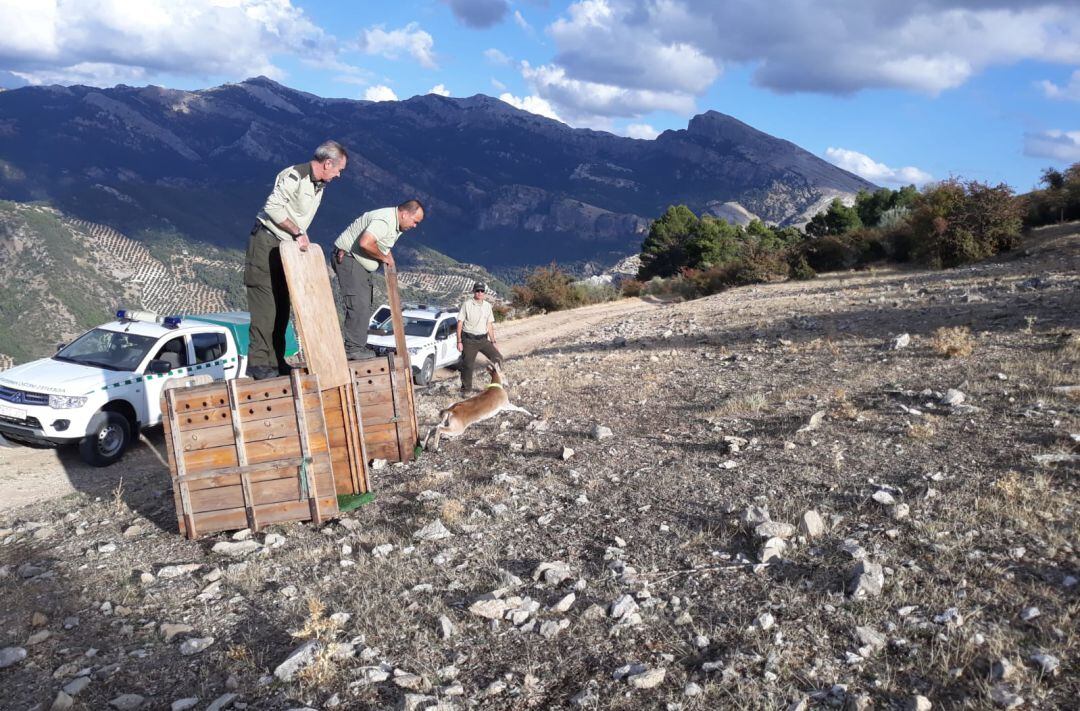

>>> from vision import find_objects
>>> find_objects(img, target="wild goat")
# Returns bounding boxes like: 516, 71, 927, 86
424, 363, 532, 451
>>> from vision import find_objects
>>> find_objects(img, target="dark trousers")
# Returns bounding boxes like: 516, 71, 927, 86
244, 227, 290, 372
460, 334, 503, 390
333, 254, 375, 357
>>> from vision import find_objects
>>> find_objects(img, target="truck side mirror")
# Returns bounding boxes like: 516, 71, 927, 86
147, 359, 173, 374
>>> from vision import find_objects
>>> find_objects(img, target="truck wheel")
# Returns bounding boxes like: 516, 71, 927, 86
414, 356, 435, 385
78, 411, 131, 467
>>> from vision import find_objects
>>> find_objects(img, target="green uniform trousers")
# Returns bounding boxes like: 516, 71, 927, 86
459, 334, 503, 390
244, 226, 291, 372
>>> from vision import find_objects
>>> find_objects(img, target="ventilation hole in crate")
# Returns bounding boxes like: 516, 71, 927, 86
219, 398, 226, 405
203, 414, 210, 421
266, 405, 272, 412
248, 408, 255, 415
281, 388, 288, 395
367, 379, 373, 385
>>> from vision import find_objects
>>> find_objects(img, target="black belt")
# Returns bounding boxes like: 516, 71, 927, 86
462, 332, 487, 340
252, 222, 277, 238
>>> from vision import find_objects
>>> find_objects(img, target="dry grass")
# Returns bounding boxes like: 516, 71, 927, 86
440, 498, 465, 524
907, 417, 938, 440
709, 391, 769, 418
930, 325, 975, 358
290, 597, 341, 642
1060, 332, 1080, 359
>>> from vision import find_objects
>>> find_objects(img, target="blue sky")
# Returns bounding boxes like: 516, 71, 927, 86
1, 0, 1078, 192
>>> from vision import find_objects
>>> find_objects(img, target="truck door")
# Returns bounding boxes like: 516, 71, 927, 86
436, 318, 457, 365
191, 330, 230, 381
139, 335, 192, 425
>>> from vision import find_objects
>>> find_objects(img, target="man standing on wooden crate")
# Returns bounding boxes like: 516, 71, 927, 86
456, 281, 503, 394
332, 200, 425, 360
245, 140, 348, 380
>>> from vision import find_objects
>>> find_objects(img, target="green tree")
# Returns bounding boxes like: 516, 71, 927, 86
685, 216, 742, 268
638, 205, 698, 279
806, 198, 863, 237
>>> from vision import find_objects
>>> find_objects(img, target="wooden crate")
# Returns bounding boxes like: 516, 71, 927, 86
349, 354, 419, 463
162, 371, 339, 539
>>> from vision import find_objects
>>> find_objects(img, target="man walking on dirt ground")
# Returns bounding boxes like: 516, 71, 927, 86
332, 200, 426, 360
245, 140, 348, 380
456, 282, 503, 394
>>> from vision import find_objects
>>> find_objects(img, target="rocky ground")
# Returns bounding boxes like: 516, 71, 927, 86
1, 227, 1077, 711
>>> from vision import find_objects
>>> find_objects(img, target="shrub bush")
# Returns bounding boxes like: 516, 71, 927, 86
620, 278, 643, 297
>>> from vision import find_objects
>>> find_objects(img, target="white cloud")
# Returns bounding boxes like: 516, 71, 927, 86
358, 23, 437, 69
498, 92, 563, 122
549, 1, 720, 94
483, 48, 511, 65
513, 10, 532, 33
364, 84, 398, 102
490, 77, 507, 91
520, 61, 695, 124
1039, 70, 1080, 101
625, 123, 659, 139
1024, 129, 1080, 162
429, 83, 450, 96
0, 0, 324, 87
825, 147, 932, 186
539, 0, 1080, 110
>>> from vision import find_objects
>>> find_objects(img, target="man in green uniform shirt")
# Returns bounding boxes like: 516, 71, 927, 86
456, 282, 503, 393
244, 140, 348, 380
332, 200, 425, 360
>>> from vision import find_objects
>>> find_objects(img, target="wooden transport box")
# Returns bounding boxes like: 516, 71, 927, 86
349, 355, 419, 464
162, 372, 339, 539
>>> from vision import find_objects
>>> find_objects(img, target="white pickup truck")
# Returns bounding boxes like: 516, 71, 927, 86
366, 304, 462, 385
0, 310, 298, 466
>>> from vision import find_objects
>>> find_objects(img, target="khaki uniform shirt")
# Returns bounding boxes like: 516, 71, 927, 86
333, 207, 402, 273
257, 163, 325, 241
458, 299, 494, 336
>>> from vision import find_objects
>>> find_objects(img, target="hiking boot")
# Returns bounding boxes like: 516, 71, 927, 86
347, 349, 377, 361
248, 365, 278, 381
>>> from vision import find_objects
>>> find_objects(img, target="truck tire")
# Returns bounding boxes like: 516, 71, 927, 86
414, 355, 435, 386
78, 411, 131, 467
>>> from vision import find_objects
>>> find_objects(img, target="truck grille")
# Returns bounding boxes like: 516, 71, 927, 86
0, 413, 42, 429
0, 385, 50, 406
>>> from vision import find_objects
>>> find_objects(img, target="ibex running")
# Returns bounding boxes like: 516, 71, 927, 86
424, 363, 532, 451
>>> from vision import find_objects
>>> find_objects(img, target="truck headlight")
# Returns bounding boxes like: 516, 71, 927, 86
407, 347, 421, 355
49, 394, 88, 409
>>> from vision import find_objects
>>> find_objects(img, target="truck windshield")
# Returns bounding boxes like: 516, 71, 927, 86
54, 329, 158, 372
374, 318, 436, 338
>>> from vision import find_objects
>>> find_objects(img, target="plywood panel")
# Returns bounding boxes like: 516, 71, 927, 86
280, 242, 350, 389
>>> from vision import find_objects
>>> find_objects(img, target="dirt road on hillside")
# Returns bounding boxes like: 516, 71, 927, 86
0, 297, 661, 513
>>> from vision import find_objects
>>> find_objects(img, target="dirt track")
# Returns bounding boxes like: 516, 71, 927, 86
0, 297, 660, 513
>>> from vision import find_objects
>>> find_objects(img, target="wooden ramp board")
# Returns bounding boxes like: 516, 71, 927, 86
162, 372, 339, 539
279, 242, 350, 389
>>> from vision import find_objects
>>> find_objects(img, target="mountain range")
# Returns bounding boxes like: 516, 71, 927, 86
0, 77, 875, 274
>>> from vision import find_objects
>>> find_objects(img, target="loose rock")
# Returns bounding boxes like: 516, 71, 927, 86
0, 647, 27, 668
799, 510, 825, 538
274, 640, 322, 681
847, 560, 885, 599
179, 637, 214, 655
109, 695, 145, 710
413, 519, 453, 542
